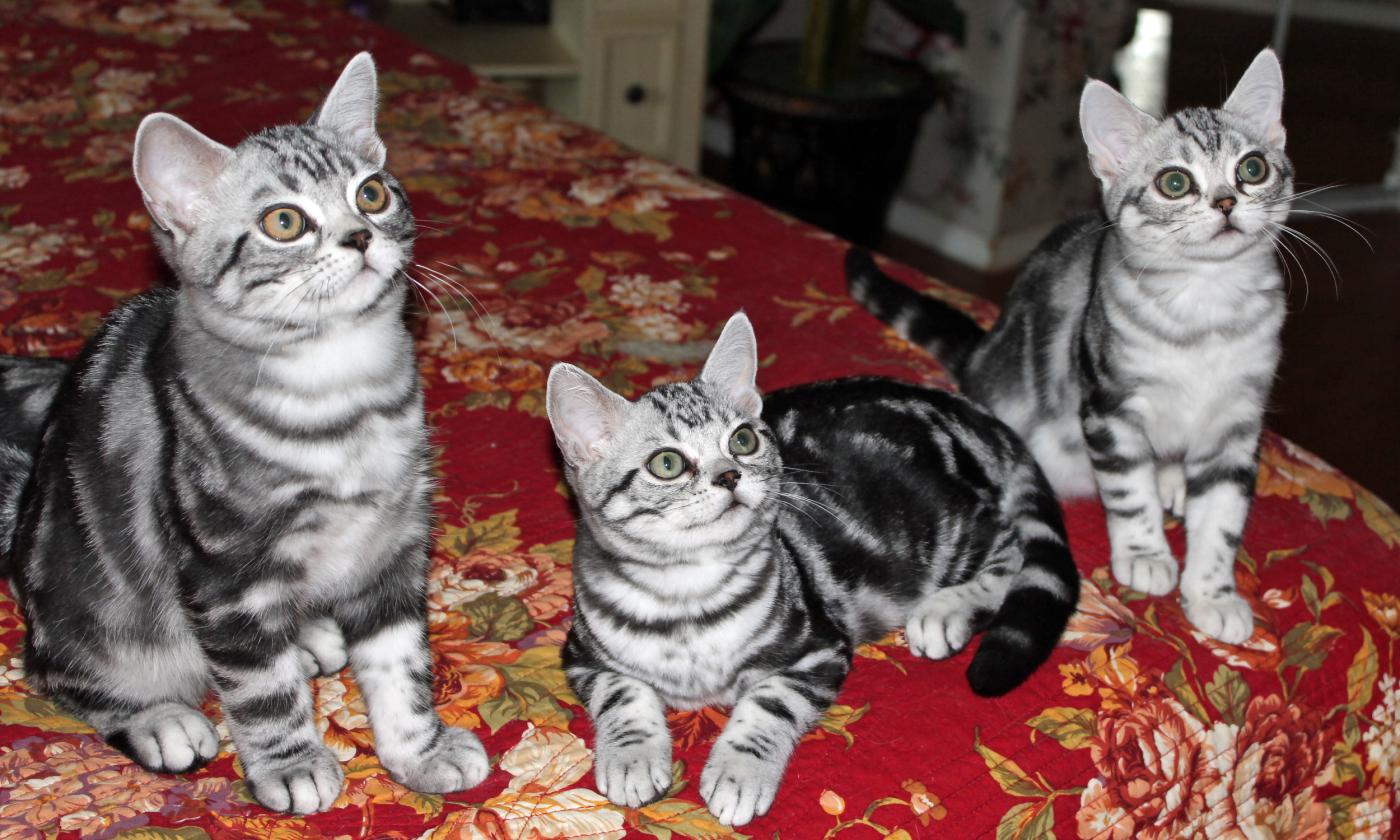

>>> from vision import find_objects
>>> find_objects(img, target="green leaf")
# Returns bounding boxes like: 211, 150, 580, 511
1301, 490, 1351, 525
114, 830, 211, 840
1282, 623, 1344, 672
1357, 487, 1400, 548
1025, 707, 1097, 750
1203, 665, 1250, 726
1347, 629, 1380, 713
1345, 712, 1361, 748
1263, 545, 1308, 569
505, 268, 559, 293
608, 210, 675, 241
0, 695, 94, 733
635, 798, 750, 840
1164, 660, 1210, 725
816, 703, 869, 749
1301, 575, 1321, 618
461, 593, 533, 642
974, 728, 1044, 799
996, 800, 1056, 840
1332, 742, 1365, 787
476, 645, 577, 733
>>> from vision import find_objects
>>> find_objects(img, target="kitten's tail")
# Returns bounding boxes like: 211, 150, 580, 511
0, 356, 68, 571
965, 465, 1079, 697
844, 248, 985, 378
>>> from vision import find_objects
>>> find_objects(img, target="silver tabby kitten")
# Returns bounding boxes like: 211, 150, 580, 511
848, 48, 1292, 644
546, 312, 1077, 827
0, 54, 488, 813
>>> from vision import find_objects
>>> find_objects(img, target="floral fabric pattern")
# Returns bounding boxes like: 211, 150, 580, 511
1, 2, 1398, 838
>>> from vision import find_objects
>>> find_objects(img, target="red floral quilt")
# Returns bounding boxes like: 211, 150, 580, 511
2, 2, 1398, 838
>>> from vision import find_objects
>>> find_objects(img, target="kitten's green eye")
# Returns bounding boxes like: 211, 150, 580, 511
647, 449, 687, 480
260, 205, 307, 242
1237, 154, 1268, 185
1156, 169, 1193, 199
356, 176, 390, 214
729, 425, 758, 456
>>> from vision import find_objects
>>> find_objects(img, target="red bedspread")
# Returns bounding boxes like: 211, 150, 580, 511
2, 2, 1398, 838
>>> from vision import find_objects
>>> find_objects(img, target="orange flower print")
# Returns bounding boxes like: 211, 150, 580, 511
1363, 590, 1400, 637
1059, 662, 1094, 697
819, 789, 846, 817
901, 780, 947, 825
442, 356, 545, 394
1061, 579, 1135, 651
0, 774, 90, 830
1076, 778, 1133, 840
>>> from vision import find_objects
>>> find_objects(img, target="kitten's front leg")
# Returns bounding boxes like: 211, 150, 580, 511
337, 556, 489, 794
196, 611, 344, 814
1179, 431, 1260, 644
703, 648, 850, 826
569, 666, 673, 808
1083, 408, 1177, 594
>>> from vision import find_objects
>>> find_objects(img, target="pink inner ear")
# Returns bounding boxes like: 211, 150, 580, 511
135, 116, 231, 233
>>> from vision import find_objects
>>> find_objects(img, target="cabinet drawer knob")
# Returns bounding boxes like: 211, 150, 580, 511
624, 84, 646, 104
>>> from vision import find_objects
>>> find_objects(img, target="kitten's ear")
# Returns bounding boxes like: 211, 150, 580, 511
1223, 48, 1286, 148
547, 364, 631, 464
1079, 80, 1158, 187
700, 312, 762, 416
133, 113, 233, 235
314, 52, 386, 166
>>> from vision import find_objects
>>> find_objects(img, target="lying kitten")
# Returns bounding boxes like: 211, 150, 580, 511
0, 54, 487, 813
848, 48, 1292, 644
546, 312, 1077, 826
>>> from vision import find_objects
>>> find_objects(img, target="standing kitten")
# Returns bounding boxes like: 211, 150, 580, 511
546, 312, 1077, 826
847, 48, 1292, 643
0, 54, 488, 813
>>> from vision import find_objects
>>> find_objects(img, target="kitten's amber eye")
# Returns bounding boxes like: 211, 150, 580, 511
1237, 154, 1268, 185
260, 205, 307, 242
647, 449, 687, 480
356, 176, 389, 214
1156, 169, 1193, 199
729, 425, 758, 456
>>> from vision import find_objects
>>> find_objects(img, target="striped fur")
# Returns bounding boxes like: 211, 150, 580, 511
547, 313, 1077, 826
847, 49, 1293, 645
0, 54, 487, 813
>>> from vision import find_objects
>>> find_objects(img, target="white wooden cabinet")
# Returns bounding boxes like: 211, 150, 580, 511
384, 0, 710, 170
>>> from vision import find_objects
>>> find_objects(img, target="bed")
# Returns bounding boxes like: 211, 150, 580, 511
2, 2, 1398, 838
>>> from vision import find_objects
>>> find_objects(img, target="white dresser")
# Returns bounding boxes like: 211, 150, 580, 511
384, 0, 710, 170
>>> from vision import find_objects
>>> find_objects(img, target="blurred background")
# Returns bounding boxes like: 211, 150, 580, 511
378, 0, 1399, 504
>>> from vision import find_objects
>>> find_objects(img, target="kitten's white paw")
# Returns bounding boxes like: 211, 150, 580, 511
386, 726, 489, 793
1184, 592, 1254, 644
906, 598, 975, 660
113, 702, 220, 774
1112, 550, 1178, 595
595, 735, 671, 808
701, 743, 783, 827
1156, 464, 1186, 518
245, 744, 345, 814
296, 616, 348, 678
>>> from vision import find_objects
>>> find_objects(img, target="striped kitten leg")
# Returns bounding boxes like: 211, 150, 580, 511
1082, 410, 1177, 595
36, 654, 218, 775
197, 609, 346, 814
336, 554, 489, 794
701, 647, 849, 826
906, 528, 1016, 661
571, 668, 674, 808
1178, 428, 1260, 644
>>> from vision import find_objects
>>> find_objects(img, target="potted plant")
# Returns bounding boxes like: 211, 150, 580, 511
712, 0, 963, 246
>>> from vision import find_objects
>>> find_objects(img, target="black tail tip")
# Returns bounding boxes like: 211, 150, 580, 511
965, 642, 1037, 698
844, 247, 878, 291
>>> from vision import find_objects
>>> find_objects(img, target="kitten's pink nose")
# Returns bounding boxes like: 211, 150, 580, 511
1214, 196, 1236, 216
713, 470, 740, 491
